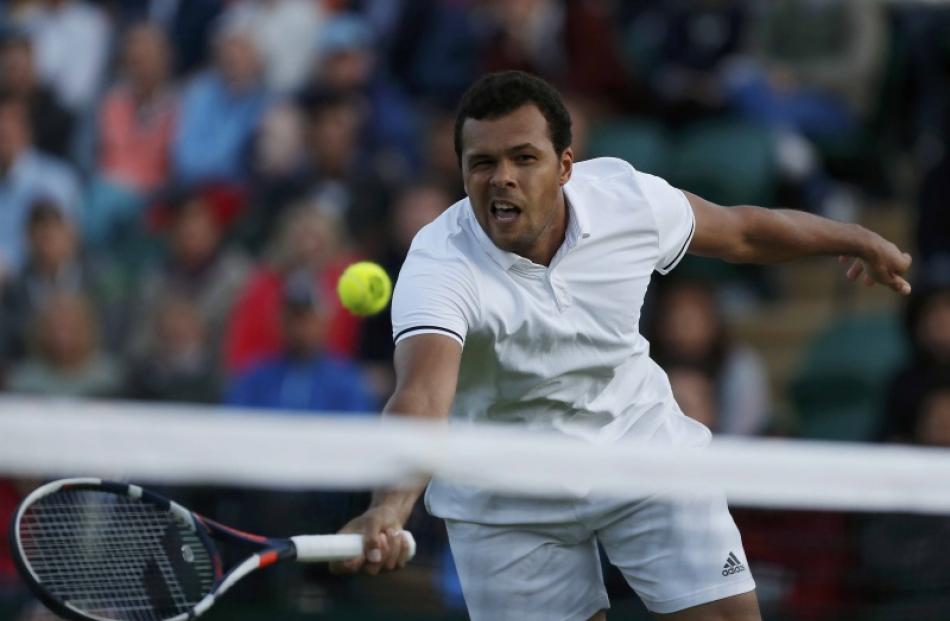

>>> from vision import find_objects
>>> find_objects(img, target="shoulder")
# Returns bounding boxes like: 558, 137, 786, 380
572, 157, 638, 183
401, 201, 480, 275
405, 199, 470, 256
26, 151, 79, 194
571, 157, 675, 200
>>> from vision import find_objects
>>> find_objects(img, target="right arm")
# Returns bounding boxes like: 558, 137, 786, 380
330, 333, 462, 575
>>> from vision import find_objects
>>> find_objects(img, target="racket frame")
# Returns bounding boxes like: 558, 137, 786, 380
9, 478, 381, 621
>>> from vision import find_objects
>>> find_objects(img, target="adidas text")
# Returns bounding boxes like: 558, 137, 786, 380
722, 551, 746, 576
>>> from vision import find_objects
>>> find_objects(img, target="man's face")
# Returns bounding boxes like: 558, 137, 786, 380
0, 102, 29, 166
123, 25, 170, 90
216, 33, 260, 90
282, 306, 327, 359
29, 214, 77, 270
309, 103, 360, 177
461, 104, 572, 263
171, 200, 219, 267
0, 43, 35, 95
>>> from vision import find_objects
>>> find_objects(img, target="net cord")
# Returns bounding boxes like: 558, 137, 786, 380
1, 397, 949, 515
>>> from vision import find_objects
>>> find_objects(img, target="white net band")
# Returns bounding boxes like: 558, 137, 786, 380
2, 396, 949, 514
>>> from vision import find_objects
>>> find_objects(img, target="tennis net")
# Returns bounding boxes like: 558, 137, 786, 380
2, 396, 950, 620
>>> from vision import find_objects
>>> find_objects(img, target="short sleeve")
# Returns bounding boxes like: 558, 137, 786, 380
636, 170, 696, 274
391, 249, 479, 347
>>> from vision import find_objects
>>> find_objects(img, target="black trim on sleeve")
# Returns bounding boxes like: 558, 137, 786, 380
394, 325, 464, 344
660, 218, 695, 272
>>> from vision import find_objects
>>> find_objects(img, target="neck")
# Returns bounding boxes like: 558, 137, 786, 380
132, 80, 160, 103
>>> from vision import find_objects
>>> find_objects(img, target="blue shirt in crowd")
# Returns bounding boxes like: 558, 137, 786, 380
0, 149, 80, 274
172, 72, 269, 184
225, 354, 376, 414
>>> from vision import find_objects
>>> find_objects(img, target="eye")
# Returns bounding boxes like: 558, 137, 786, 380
515, 154, 536, 163
469, 159, 492, 171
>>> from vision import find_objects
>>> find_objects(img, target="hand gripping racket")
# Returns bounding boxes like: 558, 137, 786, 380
9, 478, 415, 621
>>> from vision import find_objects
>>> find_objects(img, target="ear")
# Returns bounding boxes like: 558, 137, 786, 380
559, 147, 574, 186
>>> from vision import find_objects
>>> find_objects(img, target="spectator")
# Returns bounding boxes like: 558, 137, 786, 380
87, 22, 178, 247
240, 90, 390, 255
225, 203, 360, 375
108, 0, 227, 77
648, 279, 772, 435
171, 13, 270, 185
226, 269, 374, 412
5, 291, 122, 397
97, 23, 177, 194
306, 12, 421, 178
668, 363, 718, 430
373, 0, 481, 107
221, 0, 329, 94
238, 101, 310, 254
128, 188, 251, 362
480, 0, 646, 111
733, 0, 885, 134
0, 31, 74, 159
125, 293, 220, 403
724, 0, 886, 215
302, 89, 391, 253
0, 93, 81, 280
0, 200, 128, 368
11, 0, 111, 113
622, 0, 748, 125
916, 147, 950, 270
879, 277, 950, 442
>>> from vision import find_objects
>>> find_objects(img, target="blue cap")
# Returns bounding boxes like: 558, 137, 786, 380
315, 13, 373, 56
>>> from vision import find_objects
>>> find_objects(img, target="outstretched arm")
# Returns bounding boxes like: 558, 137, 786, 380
330, 333, 462, 575
685, 192, 913, 295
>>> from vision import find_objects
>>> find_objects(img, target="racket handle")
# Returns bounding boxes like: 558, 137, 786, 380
291, 531, 416, 562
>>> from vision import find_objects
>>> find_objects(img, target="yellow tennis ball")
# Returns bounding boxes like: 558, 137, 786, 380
337, 261, 392, 317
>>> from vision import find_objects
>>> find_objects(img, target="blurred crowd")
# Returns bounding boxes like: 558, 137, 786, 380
0, 0, 949, 619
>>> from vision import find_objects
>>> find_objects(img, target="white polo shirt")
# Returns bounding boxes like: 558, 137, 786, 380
391, 157, 710, 523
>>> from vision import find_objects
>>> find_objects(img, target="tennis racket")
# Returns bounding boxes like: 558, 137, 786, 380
10, 478, 415, 621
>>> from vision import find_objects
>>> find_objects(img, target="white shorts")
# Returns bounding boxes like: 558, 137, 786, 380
445, 492, 755, 621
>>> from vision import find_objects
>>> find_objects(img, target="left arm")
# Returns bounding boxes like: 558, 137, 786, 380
685, 192, 913, 295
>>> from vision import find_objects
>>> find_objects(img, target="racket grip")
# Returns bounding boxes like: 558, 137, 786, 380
291, 531, 416, 562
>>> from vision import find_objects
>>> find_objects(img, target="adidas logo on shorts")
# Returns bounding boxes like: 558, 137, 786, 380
721, 551, 746, 576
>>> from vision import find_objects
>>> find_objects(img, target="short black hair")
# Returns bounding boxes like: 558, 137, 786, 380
454, 71, 572, 163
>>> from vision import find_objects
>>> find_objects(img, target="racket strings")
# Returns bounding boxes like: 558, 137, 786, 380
18, 490, 216, 621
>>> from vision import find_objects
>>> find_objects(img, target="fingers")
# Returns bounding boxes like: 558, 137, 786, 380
891, 275, 912, 296
363, 531, 387, 575
840, 256, 913, 295
384, 529, 403, 571
328, 509, 409, 576
845, 259, 864, 281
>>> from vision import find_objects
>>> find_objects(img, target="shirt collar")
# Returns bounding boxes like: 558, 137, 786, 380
464, 176, 592, 271
562, 175, 592, 240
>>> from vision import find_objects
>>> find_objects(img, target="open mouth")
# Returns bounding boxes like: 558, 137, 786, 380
490, 200, 521, 223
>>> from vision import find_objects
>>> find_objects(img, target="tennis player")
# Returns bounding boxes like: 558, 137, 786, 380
332, 71, 912, 621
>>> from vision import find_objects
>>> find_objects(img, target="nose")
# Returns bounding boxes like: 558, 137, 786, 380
489, 160, 516, 189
